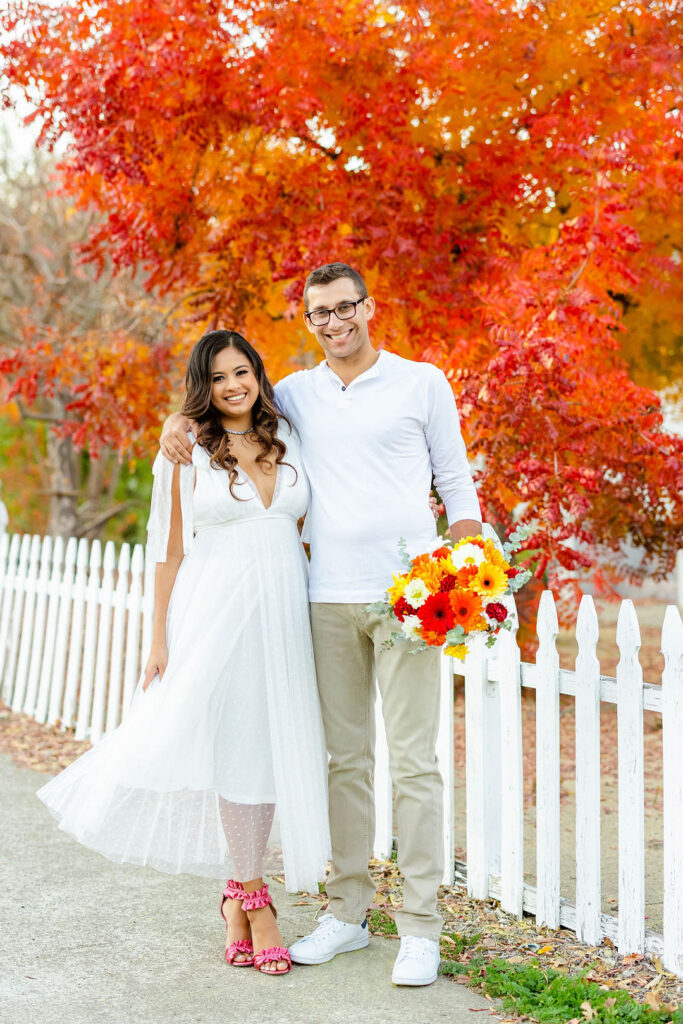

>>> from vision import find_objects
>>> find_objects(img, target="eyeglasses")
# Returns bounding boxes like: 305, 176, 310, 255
304, 296, 368, 327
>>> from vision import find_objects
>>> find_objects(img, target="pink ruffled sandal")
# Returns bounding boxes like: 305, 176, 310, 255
220, 879, 255, 967
241, 883, 292, 976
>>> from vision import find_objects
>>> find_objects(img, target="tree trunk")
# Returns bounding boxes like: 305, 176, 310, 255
47, 428, 80, 537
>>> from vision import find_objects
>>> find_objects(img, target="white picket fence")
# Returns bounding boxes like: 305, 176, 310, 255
373, 590, 682, 978
0, 532, 154, 743
0, 531, 682, 979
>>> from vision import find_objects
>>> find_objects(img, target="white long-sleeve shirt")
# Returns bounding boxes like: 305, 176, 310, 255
274, 350, 481, 603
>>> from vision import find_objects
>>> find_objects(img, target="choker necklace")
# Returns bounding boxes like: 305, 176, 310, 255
224, 426, 253, 435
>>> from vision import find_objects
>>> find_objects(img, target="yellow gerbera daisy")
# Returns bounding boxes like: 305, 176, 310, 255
471, 560, 508, 599
387, 572, 410, 604
445, 643, 468, 660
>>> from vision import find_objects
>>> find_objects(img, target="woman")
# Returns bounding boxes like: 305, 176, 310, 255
38, 330, 331, 976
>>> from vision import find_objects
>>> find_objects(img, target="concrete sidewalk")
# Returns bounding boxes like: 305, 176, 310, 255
0, 754, 496, 1024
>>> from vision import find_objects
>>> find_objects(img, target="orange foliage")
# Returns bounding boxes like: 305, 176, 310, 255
1, 0, 682, 588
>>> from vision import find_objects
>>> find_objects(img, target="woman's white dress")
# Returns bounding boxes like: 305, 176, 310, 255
37, 425, 331, 893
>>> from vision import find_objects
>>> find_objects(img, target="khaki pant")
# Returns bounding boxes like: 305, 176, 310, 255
311, 603, 444, 939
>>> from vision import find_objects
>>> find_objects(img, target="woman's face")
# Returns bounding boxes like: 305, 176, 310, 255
210, 346, 260, 426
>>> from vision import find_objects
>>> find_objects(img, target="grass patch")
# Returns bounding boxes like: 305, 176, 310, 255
442, 954, 683, 1024
367, 909, 398, 936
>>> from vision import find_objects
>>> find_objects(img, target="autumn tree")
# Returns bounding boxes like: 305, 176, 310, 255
0, 146, 182, 536
1, 0, 682, 598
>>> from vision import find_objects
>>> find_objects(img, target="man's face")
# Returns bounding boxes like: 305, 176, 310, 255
304, 277, 375, 362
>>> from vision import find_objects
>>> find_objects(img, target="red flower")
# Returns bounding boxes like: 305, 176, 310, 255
416, 592, 455, 633
507, 567, 519, 578
440, 573, 458, 592
486, 602, 508, 623
393, 596, 412, 622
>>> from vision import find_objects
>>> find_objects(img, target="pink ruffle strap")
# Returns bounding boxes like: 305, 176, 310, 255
222, 879, 245, 901
253, 946, 291, 972
241, 883, 272, 911
225, 939, 255, 965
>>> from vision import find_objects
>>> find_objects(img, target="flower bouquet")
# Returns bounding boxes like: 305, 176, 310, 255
368, 530, 531, 659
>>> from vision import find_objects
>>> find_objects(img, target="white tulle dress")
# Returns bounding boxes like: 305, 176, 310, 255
37, 424, 331, 893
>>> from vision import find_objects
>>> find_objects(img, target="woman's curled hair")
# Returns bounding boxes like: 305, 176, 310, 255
182, 330, 294, 499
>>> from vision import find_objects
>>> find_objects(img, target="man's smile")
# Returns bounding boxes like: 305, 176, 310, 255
325, 327, 354, 341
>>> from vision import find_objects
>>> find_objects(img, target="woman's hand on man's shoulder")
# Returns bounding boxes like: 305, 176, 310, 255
160, 412, 196, 465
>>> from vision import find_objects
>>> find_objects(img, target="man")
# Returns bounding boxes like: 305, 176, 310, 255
161, 263, 481, 986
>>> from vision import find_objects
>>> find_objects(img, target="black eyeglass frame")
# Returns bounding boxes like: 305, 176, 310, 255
303, 295, 369, 326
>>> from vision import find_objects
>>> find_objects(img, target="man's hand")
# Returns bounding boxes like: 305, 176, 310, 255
160, 412, 194, 464
448, 519, 483, 542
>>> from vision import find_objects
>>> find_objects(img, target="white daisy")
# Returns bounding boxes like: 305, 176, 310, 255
403, 578, 430, 609
400, 615, 423, 640
450, 542, 485, 570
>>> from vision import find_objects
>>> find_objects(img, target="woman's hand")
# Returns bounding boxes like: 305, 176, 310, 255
143, 643, 169, 691
160, 412, 195, 465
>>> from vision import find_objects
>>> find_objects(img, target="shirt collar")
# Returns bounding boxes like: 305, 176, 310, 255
319, 349, 385, 387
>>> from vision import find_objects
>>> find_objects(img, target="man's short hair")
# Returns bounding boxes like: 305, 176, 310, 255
303, 263, 367, 307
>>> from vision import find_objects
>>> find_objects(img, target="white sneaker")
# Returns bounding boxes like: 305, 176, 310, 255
391, 936, 440, 986
288, 913, 369, 965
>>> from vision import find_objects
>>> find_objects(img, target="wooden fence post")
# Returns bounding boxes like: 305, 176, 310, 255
536, 590, 561, 928
662, 605, 683, 976
498, 599, 524, 918
575, 594, 602, 945
465, 633, 489, 898
616, 599, 645, 954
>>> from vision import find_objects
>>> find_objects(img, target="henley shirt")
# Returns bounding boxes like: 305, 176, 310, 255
274, 350, 481, 603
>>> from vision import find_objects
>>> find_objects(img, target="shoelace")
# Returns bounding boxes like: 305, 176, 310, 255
397, 936, 435, 962
310, 914, 347, 939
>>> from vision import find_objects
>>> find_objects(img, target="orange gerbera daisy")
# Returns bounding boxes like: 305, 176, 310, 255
432, 546, 451, 560
449, 589, 484, 631
455, 564, 479, 588
472, 561, 507, 599
420, 628, 448, 646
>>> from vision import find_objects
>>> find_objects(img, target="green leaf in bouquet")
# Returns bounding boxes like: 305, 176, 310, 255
366, 600, 390, 615
397, 536, 413, 569
485, 634, 497, 648
445, 625, 466, 645
502, 525, 531, 560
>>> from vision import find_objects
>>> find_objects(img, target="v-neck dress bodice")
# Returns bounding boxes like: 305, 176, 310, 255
37, 421, 330, 892
191, 428, 308, 530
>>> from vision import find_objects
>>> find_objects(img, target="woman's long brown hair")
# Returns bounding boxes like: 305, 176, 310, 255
182, 330, 294, 499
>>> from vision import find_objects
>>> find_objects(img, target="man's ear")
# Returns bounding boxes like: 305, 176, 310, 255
302, 312, 315, 334
364, 296, 376, 322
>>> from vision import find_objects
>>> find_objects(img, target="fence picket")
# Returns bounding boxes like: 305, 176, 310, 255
35, 536, 65, 723
24, 536, 53, 716
62, 539, 89, 729
47, 537, 77, 726
464, 634, 489, 898
616, 599, 645, 954
75, 540, 102, 740
575, 595, 602, 945
89, 541, 116, 745
0, 534, 21, 700
498, 600, 524, 918
122, 544, 144, 715
662, 606, 683, 976
536, 590, 561, 928
106, 543, 130, 734
438, 653, 455, 884
12, 535, 41, 712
